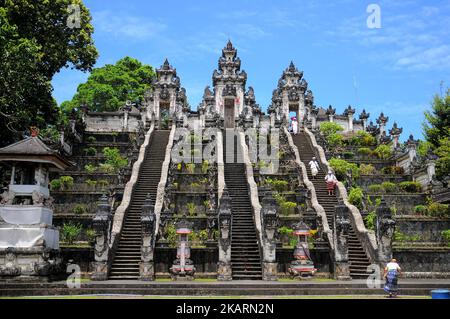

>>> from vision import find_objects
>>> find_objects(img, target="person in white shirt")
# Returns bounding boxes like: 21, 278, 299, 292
324, 170, 337, 195
308, 157, 320, 179
291, 117, 298, 135
383, 258, 401, 298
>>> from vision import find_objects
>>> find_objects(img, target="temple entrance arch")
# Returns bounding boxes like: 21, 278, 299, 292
224, 99, 235, 128
159, 101, 170, 129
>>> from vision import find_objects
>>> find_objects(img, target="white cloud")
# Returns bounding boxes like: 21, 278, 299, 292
94, 11, 167, 40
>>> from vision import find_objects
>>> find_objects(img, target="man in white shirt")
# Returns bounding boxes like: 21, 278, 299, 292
308, 157, 320, 179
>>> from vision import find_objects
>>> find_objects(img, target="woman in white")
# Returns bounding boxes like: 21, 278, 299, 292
308, 157, 320, 179
291, 117, 298, 135
384, 258, 401, 298
324, 170, 337, 195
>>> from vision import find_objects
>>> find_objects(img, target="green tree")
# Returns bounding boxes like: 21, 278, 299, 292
0, 0, 98, 146
62, 57, 155, 112
423, 89, 450, 180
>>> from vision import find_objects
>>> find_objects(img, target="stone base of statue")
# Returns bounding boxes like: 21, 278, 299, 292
262, 262, 278, 281
169, 259, 195, 281
0, 247, 62, 281
90, 261, 109, 281
334, 261, 351, 280
139, 261, 155, 281
217, 261, 232, 281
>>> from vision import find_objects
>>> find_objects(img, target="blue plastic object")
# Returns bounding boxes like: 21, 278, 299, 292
431, 289, 450, 299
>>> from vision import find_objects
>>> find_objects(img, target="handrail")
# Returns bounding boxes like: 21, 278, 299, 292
110, 122, 155, 248
303, 127, 378, 263
153, 124, 176, 236
238, 130, 265, 261
283, 127, 334, 250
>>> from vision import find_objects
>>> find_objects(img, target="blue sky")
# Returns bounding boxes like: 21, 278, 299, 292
52, 0, 450, 140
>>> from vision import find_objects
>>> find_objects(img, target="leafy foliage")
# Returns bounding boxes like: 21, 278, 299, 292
360, 164, 376, 175
348, 187, 364, 210
423, 89, 450, 180
0, 0, 98, 146
364, 211, 376, 231
60, 222, 83, 245
398, 181, 422, 193
320, 122, 344, 137
328, 158, 360, 180
372, 144, 393, 159
441, 230, 450, 246
102, 147, 128, 171
61, 56, 155, 112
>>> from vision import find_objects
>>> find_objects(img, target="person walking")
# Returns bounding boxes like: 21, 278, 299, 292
383, 258, 401, 298
291, 117, 298, 135
324, 170, 337, 196
308, 157, 320, 179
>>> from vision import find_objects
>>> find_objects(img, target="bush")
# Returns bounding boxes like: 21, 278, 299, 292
441, 230, 450, 246
360, 164, 376, 175
328, 133, 344, 148
279, 201, 297, 215
398, 181, 422, 193
86, 229, 96, 243
84, 147, 97, 156
99, 163, 115, 174
348, 187, 364, 209
59, 176, 74, 190
86, 136, 97, 143
352, 131, 377, 147
381, 182, 397, 193
343, 151, 354, 159
427, 202, 450, 218
49, 178, 62, 191
392, 166, 405, 175
368, 184, 384, 194
372, 145, 393, 159
364, 211, 376, 231
329, 158, 360, 180
268, 179, 289, 192
201, 160, 209, 174
85, 179, 97, 188
103, 147, 128, 171
414, 205, 427, 215
60, 222, 83, 245
187, 202, 197, 216
84, 164, 96, 173
320, 122, 344, 137
73, 204, 88, 215
357, 147, 372, 157
393, 230, 421, 242
278, 226, 297, 246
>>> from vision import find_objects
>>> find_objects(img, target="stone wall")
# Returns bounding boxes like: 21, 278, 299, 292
393, 249, 450, 277
395, 216, 450, 241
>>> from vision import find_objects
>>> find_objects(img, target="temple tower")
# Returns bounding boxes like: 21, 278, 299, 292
269, 62, 310, 126
144, 59, 188, 128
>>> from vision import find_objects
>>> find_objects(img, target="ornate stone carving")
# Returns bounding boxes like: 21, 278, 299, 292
333, 199, 351, 280
140, 193, 156, 280
91, 194, 112, 281
376, 199, 396, 263
0, 189, 15, 205
0, 248, 21, 276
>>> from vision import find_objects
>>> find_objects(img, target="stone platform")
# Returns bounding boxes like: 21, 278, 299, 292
1, 279, 449, 297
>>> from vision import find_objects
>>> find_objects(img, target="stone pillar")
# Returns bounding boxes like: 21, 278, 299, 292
140, 194, 156, 281
261, 191, 279, 281
91, 194, 112, 281
359, 109, 370, 131
217, 190, 232, 281
376, 112, 389, 137
389, 122, 403, 150
333, 200, 351, 280
344, 106, 355, 132
326, 105, 336, 123
426, 160, 436, 184
375, 199, 396, 264
310, 108, 318, 130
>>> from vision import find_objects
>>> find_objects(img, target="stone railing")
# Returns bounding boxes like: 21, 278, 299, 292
217, 129, 225, 200
283, 127, 334, 250
110, 122, 155, 250
238, 131, 265, 260
304, 127, 379, 263
153, 124, 177, 236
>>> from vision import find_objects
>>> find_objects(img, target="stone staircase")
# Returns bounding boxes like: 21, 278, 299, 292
292, 131, 371, 279
109, 130, 170, 280
223, 129, 263, 280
